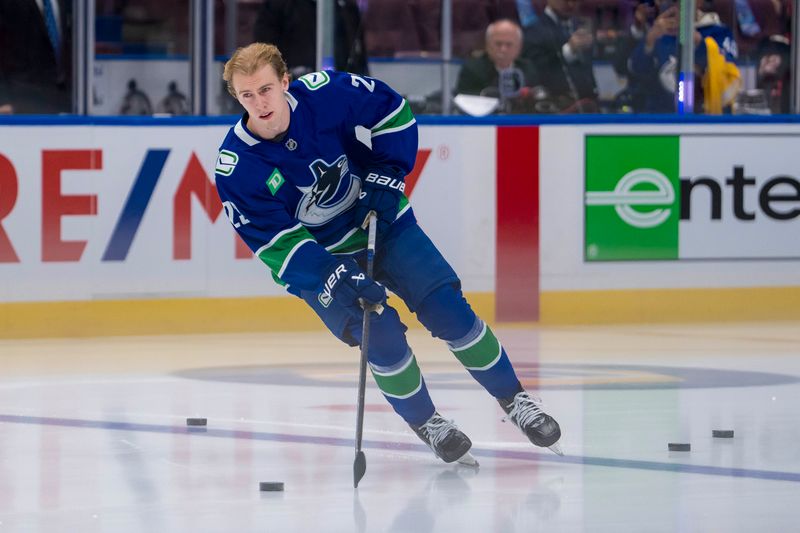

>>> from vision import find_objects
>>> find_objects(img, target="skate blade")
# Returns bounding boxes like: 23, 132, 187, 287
456, 451, 479, 467
547, 441, 564, 456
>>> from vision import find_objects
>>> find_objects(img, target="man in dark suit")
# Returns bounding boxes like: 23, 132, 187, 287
0, 0, 72, 114
456, 19, 546, 113
522, 0, 598, 112
253, 0, 368, 78
456, 19, 539, 94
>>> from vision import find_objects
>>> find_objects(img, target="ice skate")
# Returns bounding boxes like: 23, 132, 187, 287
499, 390, 563, 456
411, 412, 479, 466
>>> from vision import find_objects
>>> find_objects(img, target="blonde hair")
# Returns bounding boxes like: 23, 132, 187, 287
223, 42, 288, 97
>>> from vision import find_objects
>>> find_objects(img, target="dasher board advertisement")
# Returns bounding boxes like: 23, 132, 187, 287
585, 134, 800, 261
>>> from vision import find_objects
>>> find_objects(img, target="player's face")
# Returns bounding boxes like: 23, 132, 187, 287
233, 63, 290, 140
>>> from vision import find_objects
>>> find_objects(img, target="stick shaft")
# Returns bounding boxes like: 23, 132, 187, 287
354, 212, 376, 487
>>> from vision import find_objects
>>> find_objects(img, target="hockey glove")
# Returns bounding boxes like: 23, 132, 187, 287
354, 171, 405, 235
318, 258, 386, 319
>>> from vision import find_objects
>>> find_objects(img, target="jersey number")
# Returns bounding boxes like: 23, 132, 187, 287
350, 75, 375, 93
222, 201, 251, 229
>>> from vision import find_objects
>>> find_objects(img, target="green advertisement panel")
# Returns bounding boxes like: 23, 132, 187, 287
585, 135, 681, 261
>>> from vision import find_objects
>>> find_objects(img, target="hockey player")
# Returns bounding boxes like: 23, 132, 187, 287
215, 42, 563, 464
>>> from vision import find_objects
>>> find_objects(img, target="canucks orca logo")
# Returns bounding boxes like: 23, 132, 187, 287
295, 155, 361, 226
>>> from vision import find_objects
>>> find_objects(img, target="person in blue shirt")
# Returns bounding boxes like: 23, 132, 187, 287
215, 42, 563, 464
628, 2, 739, 113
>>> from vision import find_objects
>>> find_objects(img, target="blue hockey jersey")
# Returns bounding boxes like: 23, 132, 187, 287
629, 12, 738, 113
214, 70, 418, 294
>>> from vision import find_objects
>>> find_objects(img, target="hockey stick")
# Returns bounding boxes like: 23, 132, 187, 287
353, 211, 377, 488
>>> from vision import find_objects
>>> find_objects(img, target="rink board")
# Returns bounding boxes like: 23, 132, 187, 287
0, 118, 798, 337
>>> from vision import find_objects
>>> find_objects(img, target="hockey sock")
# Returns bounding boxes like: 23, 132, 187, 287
416, 284, 521, 399
355, 306, 436, 426
369, 348, 435, 427
447, 318, 521, 399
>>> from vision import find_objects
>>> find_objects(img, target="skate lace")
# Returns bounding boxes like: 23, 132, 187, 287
420, 415, 457, 449
504, 393, 546, 429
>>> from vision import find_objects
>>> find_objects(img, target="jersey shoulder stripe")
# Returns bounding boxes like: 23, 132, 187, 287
255, 223, 317, 278
372, 99, 415, 138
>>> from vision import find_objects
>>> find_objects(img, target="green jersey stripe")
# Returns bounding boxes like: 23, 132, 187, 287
371, 99, 406, 131
462, 345, 503, 371
256, 223, 304, 253
370, 354, 423, 398
325, 227, 367, 255
395, 195, 410, 220
451, 324, 503, 370
372, 100, 415, 137
276, 238, 315, 278
270, 271, 288, 287
255, 224, 317, 278
372, 118, 416, 138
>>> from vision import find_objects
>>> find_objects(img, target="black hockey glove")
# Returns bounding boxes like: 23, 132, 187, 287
354, 170, 405, 235
318, 258, 386, 319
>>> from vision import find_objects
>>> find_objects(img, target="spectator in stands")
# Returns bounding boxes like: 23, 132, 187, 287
363, 0, 519, 58
253, 0, 368, 78
419, 0, 520, 57
628, 1, 741, 113
362, 0, 423, 56
522, 0, 598, 112
515, 0, 539, 28
611, 0, 664, 112
755, 35, 790, 113
749, 0, 791, 113
456, 19, 545, 113
0, 0, 72, 114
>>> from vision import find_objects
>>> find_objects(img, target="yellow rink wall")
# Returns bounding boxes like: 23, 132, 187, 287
0, 293, 496, 339
2, 287, 799, 339
539, 286, 800, 325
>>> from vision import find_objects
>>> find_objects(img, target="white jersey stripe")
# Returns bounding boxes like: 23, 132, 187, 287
277, 238, 315, 278
372, 118, 417, 138
234, 119, 260, 146
371, 99, 406, 131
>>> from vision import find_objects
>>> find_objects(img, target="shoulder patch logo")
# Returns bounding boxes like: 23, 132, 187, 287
298, 71, 331, 91
215, 150, 238, 176
267, 168, 285, 195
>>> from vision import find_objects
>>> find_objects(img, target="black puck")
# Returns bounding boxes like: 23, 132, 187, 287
259, 481, 284, 492
712, 429, 734, 438
668, 443, 691, 452
186, 417, 207, 426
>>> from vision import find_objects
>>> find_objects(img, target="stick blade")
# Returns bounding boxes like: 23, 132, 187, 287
353, 450, 367, 488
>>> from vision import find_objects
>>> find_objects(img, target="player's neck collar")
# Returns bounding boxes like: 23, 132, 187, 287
285, 91, 298, 111
234, 115, 261, 146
